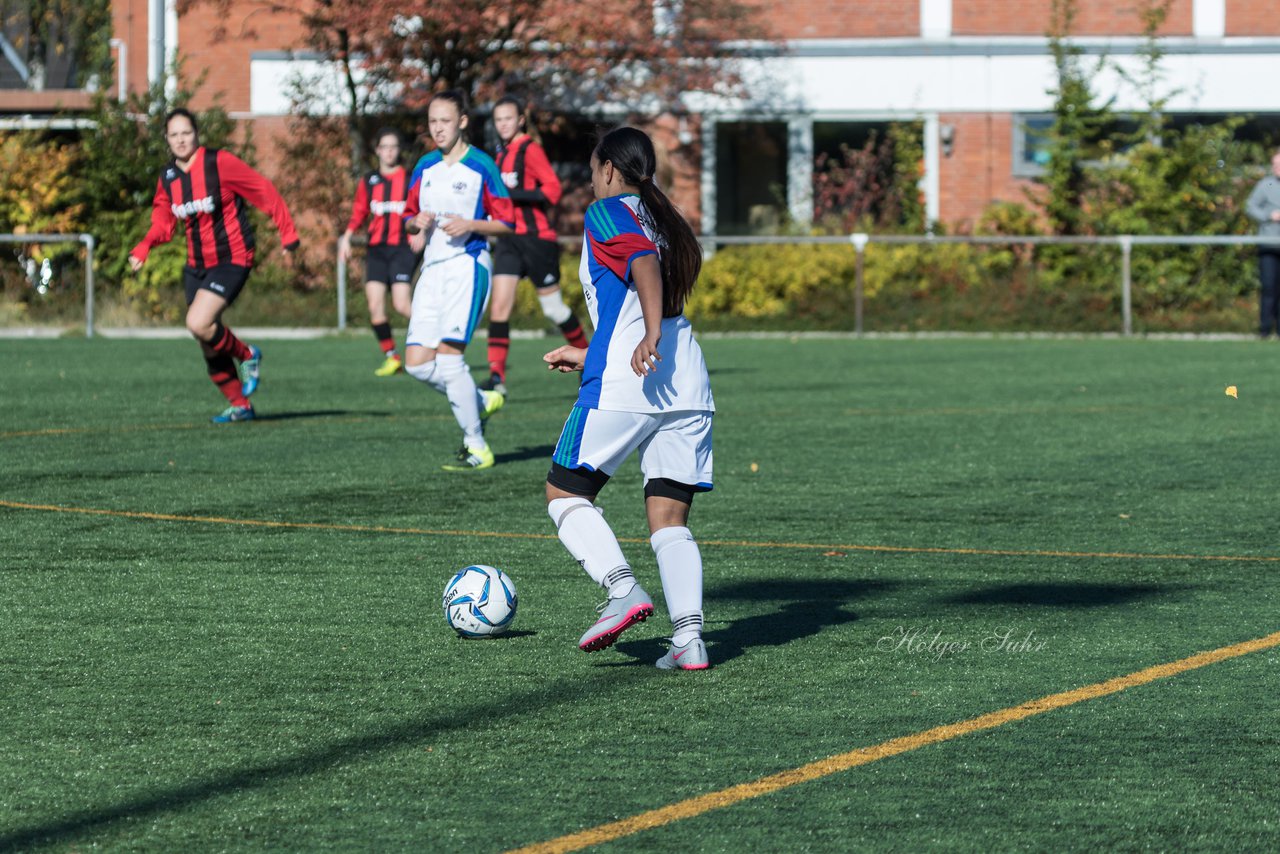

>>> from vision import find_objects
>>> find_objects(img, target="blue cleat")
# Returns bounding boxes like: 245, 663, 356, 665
240, 345, 262, 397
211, 404, 255, 424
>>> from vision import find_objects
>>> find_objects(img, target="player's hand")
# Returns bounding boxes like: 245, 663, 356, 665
631, 333, 661, 377
337, 233, 352, 263
407, 211, 435, 234
439, 217, 471, 237
1271, 210, 1280, 222
408, 231, 426, 254
281, 247, 296, 269
544, 345, 587, 373
128, 255, 144, 273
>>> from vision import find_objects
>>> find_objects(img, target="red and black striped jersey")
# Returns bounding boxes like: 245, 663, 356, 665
496, 136, 561, 242
345, 167, 411, 247
131, 147, 300, 269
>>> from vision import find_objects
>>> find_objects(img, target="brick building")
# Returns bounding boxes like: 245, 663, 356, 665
23, 1, 1280, 233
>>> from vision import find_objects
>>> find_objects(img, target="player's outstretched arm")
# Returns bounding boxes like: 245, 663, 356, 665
129, 179, 178, 269
544, 345, 587, 373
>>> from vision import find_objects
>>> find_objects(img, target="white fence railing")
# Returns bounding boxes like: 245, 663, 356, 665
6, 231, 1278, 337
699, 233, 1280, 337
336, 233, 1280, 337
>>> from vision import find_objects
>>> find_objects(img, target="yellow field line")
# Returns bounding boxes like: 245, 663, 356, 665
0, 403, 1158, 440
4, 499, 1280, 563
0, 499, 560, 542
507, 628, 1280, 854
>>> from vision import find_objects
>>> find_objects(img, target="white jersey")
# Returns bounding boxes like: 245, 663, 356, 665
406, 146, 513, 266
576, 194, 714, 414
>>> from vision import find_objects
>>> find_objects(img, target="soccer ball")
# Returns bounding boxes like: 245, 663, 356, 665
442, 565, 518, 637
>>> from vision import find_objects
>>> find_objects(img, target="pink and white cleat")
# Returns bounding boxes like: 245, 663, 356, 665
578, 583, 654, 652
656, 637, 710, 670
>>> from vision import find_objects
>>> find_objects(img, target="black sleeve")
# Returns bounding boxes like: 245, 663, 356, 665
509, 187, 551, 206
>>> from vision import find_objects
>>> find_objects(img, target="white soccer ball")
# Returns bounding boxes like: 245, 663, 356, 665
442, 565, 518, 637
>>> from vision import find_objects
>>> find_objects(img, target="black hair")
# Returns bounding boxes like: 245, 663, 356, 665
164, 107, 199, 135
429, 89, 469, 117
494, 95, 526, 119
593, 126, 701, 317
427, 89, 473, 142
374, 127, 403, 147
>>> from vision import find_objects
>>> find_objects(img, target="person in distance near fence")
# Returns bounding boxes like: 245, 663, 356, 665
1247, 148, 1280, 338
543, 126, 715, 670
128, 108, 299, 423
338, 128, 419, 377
484, 96, 589, 396
402, 89, 514, 471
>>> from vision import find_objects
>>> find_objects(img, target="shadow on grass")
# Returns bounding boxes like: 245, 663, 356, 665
943, 582, 1174, 608
609, 578, 895, 668
251, 410, 390, 422
495, 444, 556, 464
0, 668, 638, 851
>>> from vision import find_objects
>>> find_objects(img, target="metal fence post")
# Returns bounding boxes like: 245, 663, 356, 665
850, 232, 869, 337
1119, 236, 1133, 337
336, 241, 347, 332
82, 233, 96, 339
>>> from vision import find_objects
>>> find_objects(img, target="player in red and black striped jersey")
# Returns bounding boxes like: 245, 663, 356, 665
485, 97, 589, 395
338, 128, 420, 377
129, 108, 299, 423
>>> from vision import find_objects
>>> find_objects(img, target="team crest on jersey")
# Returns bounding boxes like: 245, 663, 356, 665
369, 175, 381, 185
165, 168, 176, 179
452, 180, 469, 193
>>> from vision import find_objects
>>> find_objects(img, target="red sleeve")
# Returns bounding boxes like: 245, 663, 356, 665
588, 232, 657, 281
584, 199, 657, 281
403, 176, 421, 224
483, 182, 515, 229
525, 142, 562, 207
216, 150, 300, 250
346, 177, 370, 234
130, 178, 177, 263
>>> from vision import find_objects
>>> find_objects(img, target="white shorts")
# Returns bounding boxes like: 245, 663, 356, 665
406, 250, 491, 349
552, 405, 714, 490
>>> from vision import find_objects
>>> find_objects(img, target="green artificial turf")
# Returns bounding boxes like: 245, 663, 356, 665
1, 335, 1278, 852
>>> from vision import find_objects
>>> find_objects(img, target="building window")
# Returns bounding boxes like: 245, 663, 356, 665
1012, 114, 1054, 178
714, 121, 788, 235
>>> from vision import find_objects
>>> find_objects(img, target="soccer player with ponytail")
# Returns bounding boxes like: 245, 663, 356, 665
543, 126, 715, 670
485, 96, 589, 395
402, 89, 515, 471
129, 108, 299, 423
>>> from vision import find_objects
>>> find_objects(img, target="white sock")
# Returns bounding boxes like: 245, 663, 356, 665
538, 290, 573, 325
652, 526, 703, 646
435, 354, 485, 448
548, 497, 635, 595
404, 359, 445, 392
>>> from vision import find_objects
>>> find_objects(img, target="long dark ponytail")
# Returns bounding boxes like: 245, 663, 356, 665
593, 127, 701, 317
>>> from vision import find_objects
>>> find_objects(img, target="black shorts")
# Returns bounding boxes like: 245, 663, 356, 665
183, 264, 251, 306
493, 234, 561, 287
365, 244, 418, 286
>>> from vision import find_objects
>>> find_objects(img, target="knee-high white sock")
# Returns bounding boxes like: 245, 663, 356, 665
435, 353, 485, 448
548, 497, 635, 596
404, 359, 446, 392
652, 525, 703, 646
538, 290, 573, 325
